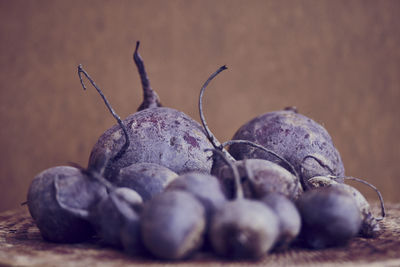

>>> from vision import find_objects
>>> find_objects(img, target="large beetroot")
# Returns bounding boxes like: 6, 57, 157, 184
88, 107, 213, 180
198, 67, 302, 200
79, 42, 214, 180
229, 108, 345, 189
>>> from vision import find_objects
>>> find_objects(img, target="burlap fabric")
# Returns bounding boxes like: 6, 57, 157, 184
0, 203, 399, 266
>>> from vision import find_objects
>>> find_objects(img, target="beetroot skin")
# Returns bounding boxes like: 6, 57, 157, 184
88, 107, 214, 180
229, 109, 344, 188
116, 162, 178, 201
213, 158, 302, 200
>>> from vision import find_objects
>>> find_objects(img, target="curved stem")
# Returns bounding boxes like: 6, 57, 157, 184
133, 41, 162, 111
78, 64, 130, 162
199, 66, 234, 161
205, 148, 243, 199
341, 176, 385, 220
222, 139, 300, 196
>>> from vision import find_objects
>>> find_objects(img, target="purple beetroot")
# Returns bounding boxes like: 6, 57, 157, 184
197, 67, 302, 200
260, 192, 301, 249
214, 158, 302, 200
208, 149, 280, 259
115, 162, 178, 201
27, 166, 108, 243
166, 172, 226, 222
89, 187, 143, 249
228, 108, 345, 189
140, 190, 206, 260
78, 43, 214, 180
296, 186, 362, 249
308, 175, 385, 238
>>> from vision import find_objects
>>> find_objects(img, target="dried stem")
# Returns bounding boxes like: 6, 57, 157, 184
341, 176, 385, 220
134, 41, 162, 111
77, 64, 130, 162
199, 65, 234, 161
205, 148, 243, 199
284, 106, 298, 113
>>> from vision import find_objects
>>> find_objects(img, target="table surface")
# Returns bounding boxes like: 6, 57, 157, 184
0, 203, 399, 267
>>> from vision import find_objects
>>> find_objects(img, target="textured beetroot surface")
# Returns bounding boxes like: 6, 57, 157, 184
88, 107, 214, 180
229, 110, 345, 188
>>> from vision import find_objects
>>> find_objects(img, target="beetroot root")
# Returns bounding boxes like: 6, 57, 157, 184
88, 107, 213, 180
27, 166, 107, 243
115, 162, 178, 201
229, 109, 345, 189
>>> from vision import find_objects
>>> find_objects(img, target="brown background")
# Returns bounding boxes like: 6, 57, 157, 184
0, 0, 399, 212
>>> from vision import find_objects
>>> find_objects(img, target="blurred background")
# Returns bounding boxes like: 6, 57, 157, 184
0, 0, 399, 212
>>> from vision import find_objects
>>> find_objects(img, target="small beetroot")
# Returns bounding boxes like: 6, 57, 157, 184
260, 193, 301, 249
214, 158, 302, 200
296, 186, 361, 249
140, 190, 206, 260
115, 162, 178, 201
27, 166, 108, 243
308, 175, 385, 238
166, 172, 226, 222
208, 149, 280, 259
89, 187, 143, 248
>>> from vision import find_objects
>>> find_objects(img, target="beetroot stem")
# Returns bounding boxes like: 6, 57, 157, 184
205, 148, 243, 199
134, 41, 162, 111
77, 64, 130, 162
341, 176, 386, 220
199, 65, 234, 161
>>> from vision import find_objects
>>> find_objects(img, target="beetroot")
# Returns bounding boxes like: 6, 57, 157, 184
296, 186, 361, 249
115, 162, 178, 201
27, 166, 107, 243
228, 108, 345, 189
198, 67, 301, 201
214, 158, 302, 200
166, 172, 226, 222
89, 187, 143, 248
308, 175, 385, 238
140, 190, 206, 260
260, 193, 301, 249
88, 107, 213, 179
78, 45, 214, 180
208, 149, 279, 259
210, 197, 279, 259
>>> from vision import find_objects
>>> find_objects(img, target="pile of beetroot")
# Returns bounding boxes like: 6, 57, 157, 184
26, 42, 385, 261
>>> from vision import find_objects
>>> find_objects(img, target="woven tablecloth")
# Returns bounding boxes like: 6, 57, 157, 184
0, 203, 399, 266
